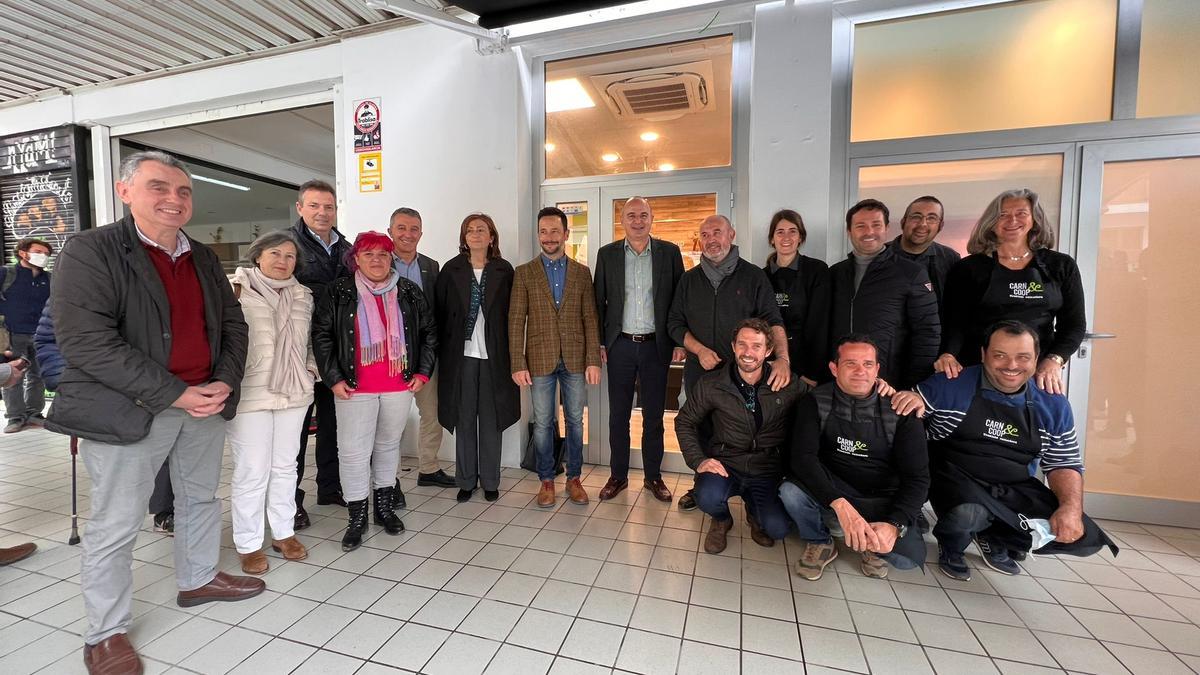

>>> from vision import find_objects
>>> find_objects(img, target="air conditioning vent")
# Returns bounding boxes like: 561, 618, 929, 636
590, 60, 715, 122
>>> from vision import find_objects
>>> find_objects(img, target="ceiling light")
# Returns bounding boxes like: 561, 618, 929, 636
601, 153, 620, 163
546, 78, 595, 113
658, 162, 675, 171
192, 174, 250, 191
640, 131, 659, 142
544, 142, 556, 152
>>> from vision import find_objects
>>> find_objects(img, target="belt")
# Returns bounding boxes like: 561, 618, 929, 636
620, 332, 655, 342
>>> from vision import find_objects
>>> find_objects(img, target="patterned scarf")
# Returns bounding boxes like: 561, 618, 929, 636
466, 265, 488, 336
354, 269, 406, 376
234, 266, 309, 398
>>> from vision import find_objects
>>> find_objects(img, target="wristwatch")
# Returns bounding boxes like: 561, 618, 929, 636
888, 520, 909, 538
1047, 354, 1065, 366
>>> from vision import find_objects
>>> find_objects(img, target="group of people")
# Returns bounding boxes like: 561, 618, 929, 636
0, 148, 1120, 675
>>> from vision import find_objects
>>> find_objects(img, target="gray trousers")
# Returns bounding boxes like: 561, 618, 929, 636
334, 391, 413, 502
2, 332, 44, 422
456, 357, 501, 491
80, 409, 226, 645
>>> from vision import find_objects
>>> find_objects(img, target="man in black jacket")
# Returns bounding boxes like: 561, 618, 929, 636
676, 319, 804, 554
291, 179, 351, 527
781, 334, 929, 582
890, 195, 961, 311
49, 151, 259, 674
830, 199, 940, 390
668, 215, 789, 510
593, 197, 685, 503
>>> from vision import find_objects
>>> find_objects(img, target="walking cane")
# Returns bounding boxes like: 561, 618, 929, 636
68, 435, 80, 546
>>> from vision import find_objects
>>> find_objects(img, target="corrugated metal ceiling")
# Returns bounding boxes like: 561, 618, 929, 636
0, 0, 450, 106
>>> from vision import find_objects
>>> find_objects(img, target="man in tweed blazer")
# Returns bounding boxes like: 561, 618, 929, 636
510, 206, 601, 508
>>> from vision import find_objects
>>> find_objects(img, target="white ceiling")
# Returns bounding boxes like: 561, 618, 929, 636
188, 106, 337, 176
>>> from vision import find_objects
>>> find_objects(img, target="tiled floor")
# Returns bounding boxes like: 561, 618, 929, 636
0, 428, 1198, 674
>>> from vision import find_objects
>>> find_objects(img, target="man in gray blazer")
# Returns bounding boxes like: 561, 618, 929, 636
593, 197, 685, 502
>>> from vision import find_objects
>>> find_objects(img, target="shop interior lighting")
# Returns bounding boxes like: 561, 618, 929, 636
657, 162, 675, 171
192, 174, 250, 191
640, 131, 660, 142
546, 78, 595, 113
601, 153, 620, 162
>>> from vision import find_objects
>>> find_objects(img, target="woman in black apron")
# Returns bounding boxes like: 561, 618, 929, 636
763, 209, 831, 385
937, 189, 1086, 394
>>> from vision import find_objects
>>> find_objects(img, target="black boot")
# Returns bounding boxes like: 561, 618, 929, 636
391, 478, 407, 511
341, 499, 369, 552
374, 487, 406, 535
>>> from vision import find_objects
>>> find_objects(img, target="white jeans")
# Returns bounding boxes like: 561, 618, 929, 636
335, 391, 414, 501
228, 406, 308, 553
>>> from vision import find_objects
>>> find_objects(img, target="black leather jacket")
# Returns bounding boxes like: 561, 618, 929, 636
312, 275, 437, 389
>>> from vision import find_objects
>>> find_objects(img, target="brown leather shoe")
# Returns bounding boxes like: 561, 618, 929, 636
176, 571, 266, 608
0, 542, 36, 566
84, 633, 142, 675
643, 478, 673, 502
746, 512, 775, 548
272, 536, 308, 561
598, 477, 627, 501
536, 480, 556, 508
566, 478, 589, 505
704, 517, 734, 554
239, 550, 269, 575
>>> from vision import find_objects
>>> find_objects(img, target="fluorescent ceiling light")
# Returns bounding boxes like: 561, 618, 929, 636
601, 153, 620, 162
640, 131, 659, 142
546, 78, 595, 113
193, 174, 250, 191
658, 162, 675, 171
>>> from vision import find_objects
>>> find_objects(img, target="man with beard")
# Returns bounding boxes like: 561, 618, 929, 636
890, 196, 960, 310
667, 214, 788, 511
675, 319, 803, 553
290, 180, 351, 528
509, 206, 601, 508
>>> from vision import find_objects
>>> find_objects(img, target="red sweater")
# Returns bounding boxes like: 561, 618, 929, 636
143, 245, 212, 385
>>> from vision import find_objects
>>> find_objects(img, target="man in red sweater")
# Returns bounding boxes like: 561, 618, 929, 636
48, 151, 255, 675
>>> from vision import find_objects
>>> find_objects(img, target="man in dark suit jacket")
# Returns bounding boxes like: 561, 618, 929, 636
390, 207, 456, 489
593, 197, 685, 502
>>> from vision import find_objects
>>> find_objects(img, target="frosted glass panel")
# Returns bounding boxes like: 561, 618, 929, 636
857, 155, 1064, 256
1085, 157, 1200, 503
852, 0, 1116, 141
1137, 0, 1200, 118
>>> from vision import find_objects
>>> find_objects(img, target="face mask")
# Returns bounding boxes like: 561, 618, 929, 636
27, 252, 48, 268
1019, 514, 1057, 550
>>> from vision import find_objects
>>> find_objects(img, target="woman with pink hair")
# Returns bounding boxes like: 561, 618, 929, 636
311, 231, 437, 551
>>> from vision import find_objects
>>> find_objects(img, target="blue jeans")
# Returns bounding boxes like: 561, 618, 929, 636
779, 481, 918, 570
932, 503, 994, 555
532, 361, 585, 481
694, 471, 791, 541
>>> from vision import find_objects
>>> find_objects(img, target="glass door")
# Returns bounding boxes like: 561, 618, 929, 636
1072, 135, 1200, 526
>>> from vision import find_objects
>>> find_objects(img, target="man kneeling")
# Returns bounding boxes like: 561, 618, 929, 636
896, 320, 1117, 581
676, 319, 805, 554
782, 334, 929, 580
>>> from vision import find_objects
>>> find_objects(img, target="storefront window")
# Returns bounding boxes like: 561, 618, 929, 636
1136, 0, 1200, 118
544, 35, 733, 179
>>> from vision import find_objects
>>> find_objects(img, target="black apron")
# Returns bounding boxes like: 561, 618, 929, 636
965, 256, 1063, 365
821, 398, 927, 568
768, 265, 805, 370
930, 376, 1117, 556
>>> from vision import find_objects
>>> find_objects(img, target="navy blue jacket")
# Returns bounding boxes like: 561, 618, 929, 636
33, 305, 63, 391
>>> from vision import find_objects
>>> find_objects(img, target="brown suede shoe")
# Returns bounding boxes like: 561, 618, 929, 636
746, 511, 775, 548
177, 571, 266, 607
536, 480, 556, 508
239, 550, 269, 575
598, 477, 627, 501
84, 633, 142, 675
566, 477, 589, 505
272, 536, 308, 561
644, 478, 673, 502
704, 517, 734, 554
0, 542, 36, 566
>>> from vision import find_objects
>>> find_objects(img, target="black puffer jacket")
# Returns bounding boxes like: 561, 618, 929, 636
311, 275, 437, 389
829, 246, 941, 390
675, 364, 807, 477
292, 218, 351, 302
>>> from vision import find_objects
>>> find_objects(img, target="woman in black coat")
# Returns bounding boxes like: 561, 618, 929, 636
937, 188, 1086, 395
435, 213, 519, 502
763, 209, 831, 385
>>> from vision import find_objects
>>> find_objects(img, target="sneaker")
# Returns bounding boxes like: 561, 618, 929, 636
1009, 548, 1028, 562
974, 536, 1021, 575
153, 511, 174, 535
3, 420, 23, 434
937, 546, 971, 581
861, 552, 888, 579
677, 489, 697, 511
794, 539, 838, 580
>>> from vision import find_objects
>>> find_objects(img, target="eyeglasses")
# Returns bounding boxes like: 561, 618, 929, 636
905, 214, 942, 224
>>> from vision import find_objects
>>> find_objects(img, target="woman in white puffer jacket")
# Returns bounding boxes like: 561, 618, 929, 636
228, 230, 318, 575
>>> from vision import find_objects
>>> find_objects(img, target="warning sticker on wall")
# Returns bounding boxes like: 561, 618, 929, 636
353, 99, 382, 153
358, 152, 382, 193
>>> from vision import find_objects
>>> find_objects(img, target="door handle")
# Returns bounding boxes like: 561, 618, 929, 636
1078, 331, 1117, 359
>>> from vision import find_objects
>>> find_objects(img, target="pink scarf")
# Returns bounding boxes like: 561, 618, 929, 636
354, 269, 406, 376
